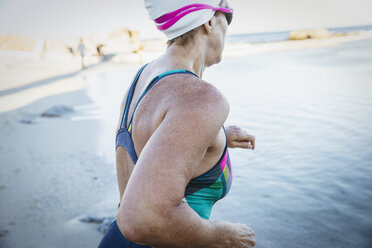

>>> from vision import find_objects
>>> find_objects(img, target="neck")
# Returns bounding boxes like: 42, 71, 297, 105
162, 39, 209, 78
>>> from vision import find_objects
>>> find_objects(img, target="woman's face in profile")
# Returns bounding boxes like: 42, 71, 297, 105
208, 0, 230, 65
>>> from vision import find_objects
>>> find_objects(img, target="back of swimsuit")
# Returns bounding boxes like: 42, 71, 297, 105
98, 64, 233, 248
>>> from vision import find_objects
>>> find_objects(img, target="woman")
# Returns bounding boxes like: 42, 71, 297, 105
99, 0, 256, 247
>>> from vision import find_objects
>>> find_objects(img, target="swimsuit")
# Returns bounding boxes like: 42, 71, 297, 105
98, 64, 233, 248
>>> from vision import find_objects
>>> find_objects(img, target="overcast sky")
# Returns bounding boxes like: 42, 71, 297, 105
0, 0, 371, 39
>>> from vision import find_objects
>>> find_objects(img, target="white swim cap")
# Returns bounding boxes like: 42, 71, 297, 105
144, 0, 226, 40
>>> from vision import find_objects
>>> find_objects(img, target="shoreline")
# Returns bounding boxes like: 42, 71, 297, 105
1, 31, 372, 114
223, 30, 372, 57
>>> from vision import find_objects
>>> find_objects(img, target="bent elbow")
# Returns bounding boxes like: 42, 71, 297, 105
117, 210, 164, 245
119, 223, 143, 244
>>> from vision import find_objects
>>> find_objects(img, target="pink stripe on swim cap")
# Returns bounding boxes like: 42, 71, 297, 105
154, 3, 232, 31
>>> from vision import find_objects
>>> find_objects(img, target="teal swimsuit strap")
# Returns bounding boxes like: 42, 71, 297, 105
120, 63, 148, 129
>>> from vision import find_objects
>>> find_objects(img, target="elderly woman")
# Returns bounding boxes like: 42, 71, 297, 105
98, 0, 256, 247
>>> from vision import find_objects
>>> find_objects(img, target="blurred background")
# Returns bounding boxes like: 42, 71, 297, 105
0, 0, 371, 247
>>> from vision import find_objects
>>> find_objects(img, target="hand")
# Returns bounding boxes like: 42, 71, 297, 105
225, 125, 255, 150
225, 222, 256, 248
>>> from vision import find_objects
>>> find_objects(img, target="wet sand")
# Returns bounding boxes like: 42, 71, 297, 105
0, 59, 123, 247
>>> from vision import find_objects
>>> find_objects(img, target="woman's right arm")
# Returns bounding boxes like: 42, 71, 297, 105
117, 86, 255, 248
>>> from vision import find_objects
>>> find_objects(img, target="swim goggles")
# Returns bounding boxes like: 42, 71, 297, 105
155, 3, 234, 31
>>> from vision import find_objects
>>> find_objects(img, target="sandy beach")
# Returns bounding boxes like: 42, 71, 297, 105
0, 54, 129, 247
1, 31, 372, 247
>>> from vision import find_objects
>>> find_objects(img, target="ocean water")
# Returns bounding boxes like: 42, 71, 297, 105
206, 38, 372, 248
227, 24, 372, 44
84, 38, 372, 247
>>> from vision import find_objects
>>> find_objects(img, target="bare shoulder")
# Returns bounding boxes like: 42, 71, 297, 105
160, 74, 230, 124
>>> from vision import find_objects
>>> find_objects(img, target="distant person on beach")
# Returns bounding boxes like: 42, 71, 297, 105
98, 0, 256, 247
96, 44, 105, 61
78, 38, 85, 69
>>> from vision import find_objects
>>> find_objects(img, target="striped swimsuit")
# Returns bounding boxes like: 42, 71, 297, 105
98, 64, 233, 248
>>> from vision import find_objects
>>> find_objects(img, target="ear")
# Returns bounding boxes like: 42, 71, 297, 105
203, 16, 216, 35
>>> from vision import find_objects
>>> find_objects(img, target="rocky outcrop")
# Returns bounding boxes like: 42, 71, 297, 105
40, 105, 74, 117
0, 27, 142, 59
0, 35, 36, 51
289, 28, 333, 40
80, 216, 114, 234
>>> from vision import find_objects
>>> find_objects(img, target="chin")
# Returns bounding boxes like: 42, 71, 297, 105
206, 53, 223, 67
211, 54, 222, 66
215, 54, 222, 64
